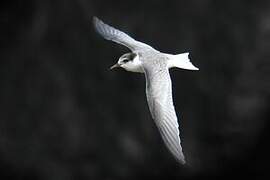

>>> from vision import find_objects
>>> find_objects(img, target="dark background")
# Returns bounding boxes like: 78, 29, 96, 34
1, 0, 270, 179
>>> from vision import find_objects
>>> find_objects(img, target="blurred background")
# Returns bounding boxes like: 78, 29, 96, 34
1, 0, 270, 179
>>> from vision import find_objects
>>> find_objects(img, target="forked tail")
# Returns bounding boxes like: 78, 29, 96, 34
165, 52, 199, 70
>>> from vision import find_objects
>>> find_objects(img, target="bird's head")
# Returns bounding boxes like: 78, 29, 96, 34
110, 52, 143, 73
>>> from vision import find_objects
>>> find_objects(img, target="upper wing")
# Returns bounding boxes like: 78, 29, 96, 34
144, 62, 186, 164
93, 17, 154, 51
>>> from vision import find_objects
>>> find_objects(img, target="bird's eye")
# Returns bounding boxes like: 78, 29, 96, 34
122, 59, 129, 63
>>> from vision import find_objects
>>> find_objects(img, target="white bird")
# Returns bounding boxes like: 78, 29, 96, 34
93, 17, 199, 164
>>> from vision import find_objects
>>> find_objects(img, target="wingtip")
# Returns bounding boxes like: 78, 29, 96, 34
179, 157, 186, 165
92, 16, 100, 26
93, 16, 106, 27
92, 16, 105, 36
176, 150, 186, 164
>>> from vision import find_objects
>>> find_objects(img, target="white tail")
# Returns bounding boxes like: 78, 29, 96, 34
165, 52, 199, 70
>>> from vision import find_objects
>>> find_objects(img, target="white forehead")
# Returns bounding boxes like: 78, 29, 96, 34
133, 53, 139, 62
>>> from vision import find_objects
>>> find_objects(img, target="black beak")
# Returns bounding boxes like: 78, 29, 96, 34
110, 63, 120, 70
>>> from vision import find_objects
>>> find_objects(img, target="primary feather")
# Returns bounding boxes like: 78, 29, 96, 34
143, 59, 185, 164
93, 17, 153, 51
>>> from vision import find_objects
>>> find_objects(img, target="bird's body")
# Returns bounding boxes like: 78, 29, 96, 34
93, 17, 199, 164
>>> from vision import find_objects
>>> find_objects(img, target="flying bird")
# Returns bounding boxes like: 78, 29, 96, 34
93, 17, 199, 164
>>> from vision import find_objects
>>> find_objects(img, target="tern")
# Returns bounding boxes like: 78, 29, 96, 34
93, 17, 199, 164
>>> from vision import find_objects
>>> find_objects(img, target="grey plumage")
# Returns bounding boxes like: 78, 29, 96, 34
93, 17, 198, 164
143, 56, 185, 163
93, 17, 153, 51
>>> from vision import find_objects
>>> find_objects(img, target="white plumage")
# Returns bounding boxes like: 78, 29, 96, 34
93, 17, 199, 164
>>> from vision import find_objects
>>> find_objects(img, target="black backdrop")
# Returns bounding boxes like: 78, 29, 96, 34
1, 0, 270, 179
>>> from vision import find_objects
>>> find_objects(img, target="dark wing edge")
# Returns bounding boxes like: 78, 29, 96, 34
93, 16, 154, 51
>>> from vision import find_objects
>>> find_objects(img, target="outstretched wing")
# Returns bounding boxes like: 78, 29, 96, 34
144, 61, 185, 164
93, 17, 153, 51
